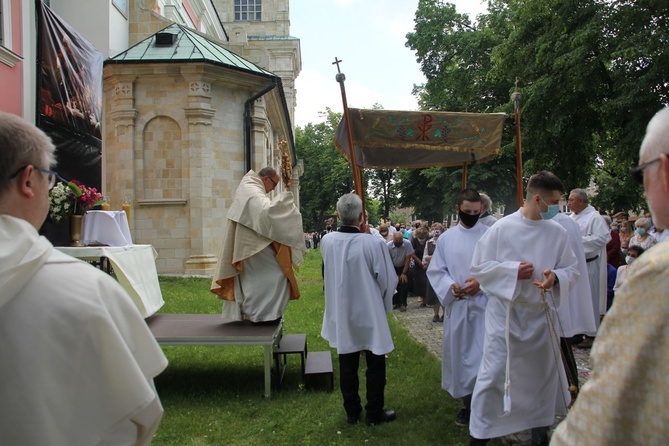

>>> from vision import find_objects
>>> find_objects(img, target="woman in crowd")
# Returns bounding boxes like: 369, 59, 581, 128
422, 224, 445, 322
618, 220, 633, 256
410, 227, 429, 304
629, 217, 657, 251
612, 245, 645, 309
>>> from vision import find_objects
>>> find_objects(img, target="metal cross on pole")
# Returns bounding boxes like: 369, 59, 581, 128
333, 57, 366, 229
512, 78, 524, 208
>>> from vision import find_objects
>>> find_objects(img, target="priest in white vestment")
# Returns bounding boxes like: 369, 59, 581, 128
211, 167, 306, 323
568, 189, 611, 328
468, 171, 579, 446
551, 106, 669, 445
321, 193, 398, 426
426, 189, 489, 427
0, 112, 167, 446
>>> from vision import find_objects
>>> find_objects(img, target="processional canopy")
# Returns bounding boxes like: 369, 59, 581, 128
334, 108, 506, 169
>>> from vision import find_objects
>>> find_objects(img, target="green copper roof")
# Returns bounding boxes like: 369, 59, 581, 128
107, 23, 275, 79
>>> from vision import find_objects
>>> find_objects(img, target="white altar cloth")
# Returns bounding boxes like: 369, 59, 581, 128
56, 245, 164, 318
82, 210, 133, 246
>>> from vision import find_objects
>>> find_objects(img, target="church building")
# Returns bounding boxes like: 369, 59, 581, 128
1, 0, 302, 275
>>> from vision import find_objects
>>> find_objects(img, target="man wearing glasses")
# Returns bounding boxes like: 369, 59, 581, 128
211, 167, 306, 323
0, 112, 168, 445
551, 107, 669, 444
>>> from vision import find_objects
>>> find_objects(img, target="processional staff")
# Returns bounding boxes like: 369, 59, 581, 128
333, 57, 367, 230
512, 79, 524, 208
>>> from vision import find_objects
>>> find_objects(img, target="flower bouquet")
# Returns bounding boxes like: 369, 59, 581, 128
49, 179, 103, 223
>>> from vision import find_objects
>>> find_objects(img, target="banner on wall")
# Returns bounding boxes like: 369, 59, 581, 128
36, 0, 102, 190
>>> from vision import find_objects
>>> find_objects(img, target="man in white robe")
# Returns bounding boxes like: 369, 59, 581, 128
321, 193, 398, 426
426, 188, 489, 427
552, 212, 597, 394
0, 112, 167, 446
551, 106, 669, 445
468, 171, 579, 446
211, 167, 306, 323
568, 188, 610, 331
478, 193, 498, 227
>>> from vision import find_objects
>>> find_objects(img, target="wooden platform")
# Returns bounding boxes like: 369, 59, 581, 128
145, 314, 282, 397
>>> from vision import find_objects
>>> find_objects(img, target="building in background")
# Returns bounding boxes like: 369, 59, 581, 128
1, 0, 302, 275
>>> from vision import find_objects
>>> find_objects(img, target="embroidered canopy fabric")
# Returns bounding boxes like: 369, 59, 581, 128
334, 108, 506, 169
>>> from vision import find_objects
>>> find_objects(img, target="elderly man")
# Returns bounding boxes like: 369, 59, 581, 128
551, 107, 669, 444
321, 193, 398, 426
478, 193, 498, 227
388, 230, 414, 311
568, 188, 610, 334
211, 167, 306, 323
0, 112, 167, 445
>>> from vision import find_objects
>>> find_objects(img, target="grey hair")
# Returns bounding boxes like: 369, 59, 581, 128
258, 166, 277, 178
0, 112, 56, 193
337, 193, 363, 226
635, 217, 652, 230
570, 188, 588, 203
480, 193, 492, 212
640, 107, 669, 160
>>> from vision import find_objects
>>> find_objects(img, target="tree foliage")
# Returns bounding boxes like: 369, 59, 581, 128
400, 0, 668, 216
294, 109, 353, 232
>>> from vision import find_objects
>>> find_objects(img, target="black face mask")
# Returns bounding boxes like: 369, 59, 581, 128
393, 241, 403, 247
458, 210, 480, 228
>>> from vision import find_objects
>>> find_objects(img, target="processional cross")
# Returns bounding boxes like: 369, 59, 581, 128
332, 56, 366, 230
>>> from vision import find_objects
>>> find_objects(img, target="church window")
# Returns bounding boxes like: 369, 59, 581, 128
234, 0, 261, 21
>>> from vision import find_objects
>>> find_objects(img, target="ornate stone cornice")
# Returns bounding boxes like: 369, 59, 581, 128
184, 107, 216, 126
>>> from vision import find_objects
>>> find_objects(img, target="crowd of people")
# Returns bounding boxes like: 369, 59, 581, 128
2, 105, 668, 445
318, 108, 669, 445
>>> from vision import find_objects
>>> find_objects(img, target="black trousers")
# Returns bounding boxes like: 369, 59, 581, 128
560, 337, 579, 392
393, 266, 408, 307
338, 351, 386, 419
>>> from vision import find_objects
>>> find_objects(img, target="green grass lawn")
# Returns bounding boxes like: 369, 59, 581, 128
153, 249, 474, 445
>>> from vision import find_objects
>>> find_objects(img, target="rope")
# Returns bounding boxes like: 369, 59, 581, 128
540, 288, 578, 410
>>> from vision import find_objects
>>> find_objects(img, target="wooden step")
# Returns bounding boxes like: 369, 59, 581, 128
273, 334, 307, 388
304, 350, 334, 392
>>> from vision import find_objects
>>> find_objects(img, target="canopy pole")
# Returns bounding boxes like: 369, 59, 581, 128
512, 80, 524, 207
462, 162, 467, 189
334, 57, 367, 230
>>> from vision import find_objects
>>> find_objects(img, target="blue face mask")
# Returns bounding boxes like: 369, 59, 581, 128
635, 228, 646, 236
538, 198, 560, 220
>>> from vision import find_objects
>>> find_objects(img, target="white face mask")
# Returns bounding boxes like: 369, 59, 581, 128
625, 255, 636, 265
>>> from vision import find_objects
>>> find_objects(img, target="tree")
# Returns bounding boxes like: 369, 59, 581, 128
405, 0, 668, 214
404, 0, 520, 213
294, 109, 355, 232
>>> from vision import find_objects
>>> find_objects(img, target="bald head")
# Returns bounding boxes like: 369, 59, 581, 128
639, 107, 669, 230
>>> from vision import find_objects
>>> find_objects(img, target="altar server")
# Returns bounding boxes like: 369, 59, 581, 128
0, 112, 167, 446
468, 171, 579, 446
426, 188, 489, 427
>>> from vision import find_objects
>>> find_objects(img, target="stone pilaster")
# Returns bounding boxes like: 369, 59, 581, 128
181, 67, 219, 275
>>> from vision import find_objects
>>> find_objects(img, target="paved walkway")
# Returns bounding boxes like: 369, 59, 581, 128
393, 295, 594, 445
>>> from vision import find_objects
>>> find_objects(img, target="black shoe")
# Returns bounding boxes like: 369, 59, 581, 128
366, 410, 397, 426
455, 408, 470, 426
432, 315, 440, 323
346, 414, 360, 425
469, 437, 489, 446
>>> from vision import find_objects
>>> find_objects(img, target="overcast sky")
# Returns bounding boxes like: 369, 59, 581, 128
290, 0, 489, 127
